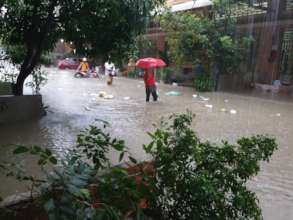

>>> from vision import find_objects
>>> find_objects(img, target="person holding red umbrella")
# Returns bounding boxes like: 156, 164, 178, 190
143, 67, 158, 102
136, 57, 166, 102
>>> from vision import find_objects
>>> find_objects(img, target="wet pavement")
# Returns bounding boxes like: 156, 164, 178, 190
1, 67, 293, 219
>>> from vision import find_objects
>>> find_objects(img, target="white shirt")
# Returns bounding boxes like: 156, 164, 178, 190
104, 62, 115, 75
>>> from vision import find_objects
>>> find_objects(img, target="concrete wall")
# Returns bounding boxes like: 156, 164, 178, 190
0, 95, 45, 124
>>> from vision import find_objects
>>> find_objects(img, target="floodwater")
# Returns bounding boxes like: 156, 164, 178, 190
1, 67, 293, 219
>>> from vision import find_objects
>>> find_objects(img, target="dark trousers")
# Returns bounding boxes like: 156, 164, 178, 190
146, 85, 158, 102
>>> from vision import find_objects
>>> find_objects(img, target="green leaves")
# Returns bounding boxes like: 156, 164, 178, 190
13, 145, 57, 165
159, 10, 251, 83
1, 0, 164, 94
144, 112, 277, 220
13, 146, 29, 154
128, 156, 137, 164
2, 114, 277, 220
194, 73, 214, 92
75, 125, 129, 170
44, 199, 55, 213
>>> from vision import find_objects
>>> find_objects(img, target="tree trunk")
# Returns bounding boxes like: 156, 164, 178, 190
213, 64, 220, 91
14, 68, 32, 95
13, 0, 57, 96
14, 48, 40, 96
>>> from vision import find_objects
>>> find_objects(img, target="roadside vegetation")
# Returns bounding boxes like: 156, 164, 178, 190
158, 1, 254, 91
0, 112, 277, 220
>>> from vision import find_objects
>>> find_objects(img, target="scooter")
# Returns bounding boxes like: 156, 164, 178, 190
74, 70, 89, 78
74, 69, 99, 78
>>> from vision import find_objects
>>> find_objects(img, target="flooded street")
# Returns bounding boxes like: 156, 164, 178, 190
1, 67, 293, 219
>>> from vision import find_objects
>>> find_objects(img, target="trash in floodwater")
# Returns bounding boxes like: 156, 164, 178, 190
84, 106, 91, 111
90, 93, 99, 97
123, 97, 130, 100
205, 104, 213, 108
199, 96, 209, 101
104, 95, 114, 99
230, 109, 237, 114
220, 108, 227, 112
276, 113, 281, 117
166, 91, 181, 96
224, 99, 229, 103
98, 91, 107, 97
192, 94, 198, 98
172, 82, 178, 86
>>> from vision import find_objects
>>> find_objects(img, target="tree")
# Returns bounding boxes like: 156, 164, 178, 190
159, 2, 253, 90
0, 0, 165, 95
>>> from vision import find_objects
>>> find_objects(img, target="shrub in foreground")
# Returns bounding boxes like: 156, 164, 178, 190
0, 112, 277, 220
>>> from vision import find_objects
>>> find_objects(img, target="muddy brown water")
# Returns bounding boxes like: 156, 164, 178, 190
1, 67, 293, 219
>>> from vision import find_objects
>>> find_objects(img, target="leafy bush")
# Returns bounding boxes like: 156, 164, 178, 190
40, 55, 53, 67
161, 67, 174, 83
25, 67, 48, 94
0, 114, 278, 220
128, 69, 142, 78
194, 73, 214, 91
143, 112, 277, 220
159, 12, 254, 90
0, 122, 144, 220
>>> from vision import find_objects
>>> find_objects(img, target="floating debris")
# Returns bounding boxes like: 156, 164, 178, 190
192, 94, 198, 98
166, 91, 181, 96
224, 99, 229, 103
172, 82, 178, 86
230, 109, 237, 114
123, 97, 130, 100
205, 104, 213, 108
276, 113, 281, 117
199, 96, 209, 101
98, 91, 107, 98
104, 94, 114, 99
84, 106, 91, 111
220, 108, 227, 112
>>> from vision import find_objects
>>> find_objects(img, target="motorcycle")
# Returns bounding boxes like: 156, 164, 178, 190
74, 68, 99, 78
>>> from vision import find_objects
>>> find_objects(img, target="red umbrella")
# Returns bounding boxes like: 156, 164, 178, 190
136, 57, 166, 69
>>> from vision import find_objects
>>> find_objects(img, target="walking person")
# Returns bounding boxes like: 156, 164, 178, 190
143, 67, 158, 102
104, 59, 115, 85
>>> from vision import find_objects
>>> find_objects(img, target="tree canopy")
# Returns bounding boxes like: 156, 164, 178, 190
159, 1, 253, 90
0, 0, 165, 95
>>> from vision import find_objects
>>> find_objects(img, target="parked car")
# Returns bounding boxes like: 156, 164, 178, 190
57, 58, 80, 69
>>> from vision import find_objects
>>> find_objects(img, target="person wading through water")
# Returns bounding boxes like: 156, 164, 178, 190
104, 58, 115, 85
143, 67, 158, 102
